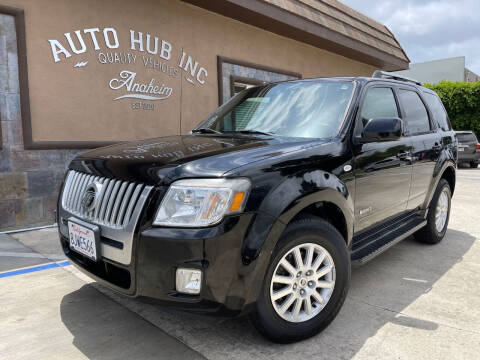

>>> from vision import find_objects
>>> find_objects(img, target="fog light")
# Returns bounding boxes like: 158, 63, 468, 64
176, 268, 202, 294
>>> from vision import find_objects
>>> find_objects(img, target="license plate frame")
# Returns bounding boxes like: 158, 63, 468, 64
68, 219, 100, 261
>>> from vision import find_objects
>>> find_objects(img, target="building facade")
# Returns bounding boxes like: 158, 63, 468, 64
0, 0, 408, 231
393, 56, 479, 84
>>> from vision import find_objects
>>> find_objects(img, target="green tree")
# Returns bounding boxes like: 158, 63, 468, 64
424, 81, 480, 138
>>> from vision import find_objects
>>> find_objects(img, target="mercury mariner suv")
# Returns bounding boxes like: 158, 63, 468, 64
58, 71, 457, 343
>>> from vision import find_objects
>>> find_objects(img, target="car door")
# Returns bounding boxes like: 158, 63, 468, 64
396, 87, 439, 210
353, 84, 413, 232
422, 90, 455, 155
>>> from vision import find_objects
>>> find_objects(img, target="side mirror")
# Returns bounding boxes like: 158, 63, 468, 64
359, 117, 403, 143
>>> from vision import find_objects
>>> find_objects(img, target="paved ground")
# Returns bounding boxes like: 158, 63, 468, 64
1, 168, 479, 359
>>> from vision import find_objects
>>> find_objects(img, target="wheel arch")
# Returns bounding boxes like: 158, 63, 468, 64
441, 165, 456, 194
275, 186, 354, 248
423, 161, 456, 210
288, 201, 349, 245
240, 171, 354, 307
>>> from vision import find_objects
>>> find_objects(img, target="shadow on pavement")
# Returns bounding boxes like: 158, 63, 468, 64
61, 228, 476, 359
60, 284, 204, 360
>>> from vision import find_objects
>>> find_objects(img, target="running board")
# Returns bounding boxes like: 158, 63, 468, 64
351, 215, 427, 265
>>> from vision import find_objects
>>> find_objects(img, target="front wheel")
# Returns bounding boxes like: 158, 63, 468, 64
250, 216, 350, 343
414, 179, 451, 244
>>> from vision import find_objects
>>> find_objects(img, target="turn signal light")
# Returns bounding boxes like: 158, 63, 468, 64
230, 192, 245, 212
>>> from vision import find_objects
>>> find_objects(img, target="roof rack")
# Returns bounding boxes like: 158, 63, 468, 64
372, 70, 422, 86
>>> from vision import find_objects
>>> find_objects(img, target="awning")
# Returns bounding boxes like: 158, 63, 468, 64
182, 0, 409, 71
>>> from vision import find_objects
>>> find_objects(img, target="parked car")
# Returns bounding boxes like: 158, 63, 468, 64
455, 130, 480, 168
57, 71, 456, 343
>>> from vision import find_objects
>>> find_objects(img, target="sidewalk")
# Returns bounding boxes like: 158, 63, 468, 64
0, 229, 204, 360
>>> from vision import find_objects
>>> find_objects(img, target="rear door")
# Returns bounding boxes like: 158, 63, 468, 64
396, 87, 439, 210
422, 90, 456, 163
353, 84, 413, 232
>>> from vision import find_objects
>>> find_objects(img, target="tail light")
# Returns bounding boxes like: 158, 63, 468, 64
476, 144, 480, 150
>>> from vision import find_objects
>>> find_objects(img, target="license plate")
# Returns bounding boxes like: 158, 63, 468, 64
68, 221, 99, 261
458, 148, 464, 152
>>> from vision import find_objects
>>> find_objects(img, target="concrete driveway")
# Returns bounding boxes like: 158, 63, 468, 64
1, 169, 479, 359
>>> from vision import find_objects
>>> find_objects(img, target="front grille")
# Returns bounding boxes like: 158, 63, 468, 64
62, 170, 145, 228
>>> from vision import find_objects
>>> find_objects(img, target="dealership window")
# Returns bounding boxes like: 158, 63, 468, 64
230, 75, 264, 97
398, 90, 430, 134
218, 56, 301, 105
232, 81, 252, 94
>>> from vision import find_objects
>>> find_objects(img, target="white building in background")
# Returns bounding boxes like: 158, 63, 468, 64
392, 56, 480, 84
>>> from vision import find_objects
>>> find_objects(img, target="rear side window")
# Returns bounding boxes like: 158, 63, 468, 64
360, 87, 399, 125
423, 92, 450, 131
398, 89, 430, 134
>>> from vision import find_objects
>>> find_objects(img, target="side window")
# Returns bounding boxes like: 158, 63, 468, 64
423, 92, 451, 131
398, 89, 430, 134
360, 87, 399, 125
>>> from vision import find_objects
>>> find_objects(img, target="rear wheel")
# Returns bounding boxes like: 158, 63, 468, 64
414, 179, 451, 244
470, 161, 478, 168
250, 216, 350, 343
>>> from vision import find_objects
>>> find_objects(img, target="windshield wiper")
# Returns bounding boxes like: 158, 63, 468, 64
192, 128, 223, 134
226, 130, 276, 136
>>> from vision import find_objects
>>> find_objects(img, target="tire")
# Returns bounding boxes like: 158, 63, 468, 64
470, 161, 478, 168
250, 216, 350, 343
414, 179, 451, 244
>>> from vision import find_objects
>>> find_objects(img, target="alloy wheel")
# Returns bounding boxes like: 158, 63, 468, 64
435, 188, 449, 233
270, 243, 336, 323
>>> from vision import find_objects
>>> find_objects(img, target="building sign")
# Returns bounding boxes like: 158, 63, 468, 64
109, 70, 173, 101
47, 27, 208, 110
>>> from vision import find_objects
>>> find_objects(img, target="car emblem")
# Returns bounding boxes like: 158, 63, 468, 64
81, 182, 103, 212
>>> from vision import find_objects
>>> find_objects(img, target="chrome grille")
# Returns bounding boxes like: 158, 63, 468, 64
61, 170, 145, 228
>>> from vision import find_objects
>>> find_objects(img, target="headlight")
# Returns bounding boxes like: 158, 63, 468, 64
153, 178, 251, 227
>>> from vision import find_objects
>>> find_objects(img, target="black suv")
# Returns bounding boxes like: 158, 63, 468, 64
58, 71, 456, 343
455, 130, 480, 168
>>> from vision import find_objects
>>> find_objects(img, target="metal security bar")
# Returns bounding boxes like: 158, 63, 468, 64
61, 170, 145, 228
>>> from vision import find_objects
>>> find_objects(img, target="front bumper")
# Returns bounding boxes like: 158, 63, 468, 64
59, 213, 256, 315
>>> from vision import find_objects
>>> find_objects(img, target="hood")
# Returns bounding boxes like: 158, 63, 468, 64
70, 135, 327, 185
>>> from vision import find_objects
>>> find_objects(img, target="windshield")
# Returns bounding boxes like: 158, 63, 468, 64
195, 80, 355, 139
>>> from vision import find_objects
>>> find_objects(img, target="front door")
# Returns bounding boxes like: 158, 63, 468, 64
353, 85, 413, 232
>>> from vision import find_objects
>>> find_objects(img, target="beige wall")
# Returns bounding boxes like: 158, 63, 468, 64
4, 0, 376, 144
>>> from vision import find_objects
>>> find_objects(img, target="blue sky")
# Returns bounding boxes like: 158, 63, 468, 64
341, 0, 480, 74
